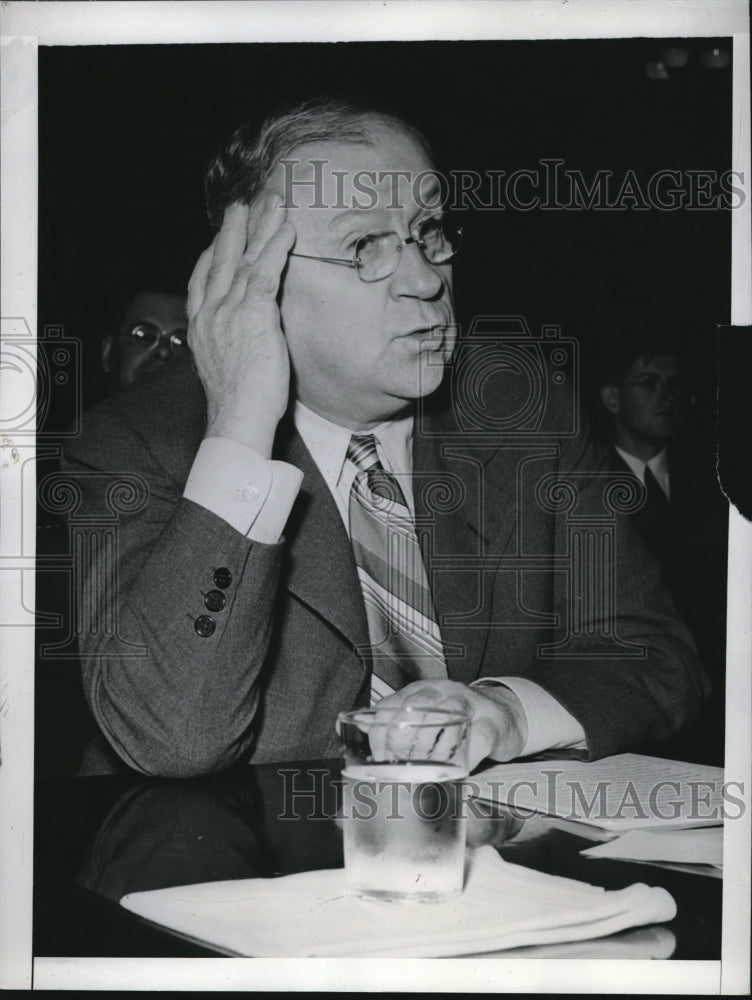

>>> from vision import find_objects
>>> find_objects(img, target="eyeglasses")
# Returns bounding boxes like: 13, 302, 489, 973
120, 322, 189, 355
621, 374, 687, 397
289, 214, 463, 283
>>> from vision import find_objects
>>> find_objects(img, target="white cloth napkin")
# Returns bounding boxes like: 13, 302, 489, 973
120, 847, 676, 958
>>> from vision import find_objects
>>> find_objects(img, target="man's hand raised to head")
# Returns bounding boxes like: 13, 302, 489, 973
187, 195, 296, 458
374, 680, 529, 771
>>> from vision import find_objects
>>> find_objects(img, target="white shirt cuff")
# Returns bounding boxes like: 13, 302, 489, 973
183, 437, 303, 543
471, 676, 588, 757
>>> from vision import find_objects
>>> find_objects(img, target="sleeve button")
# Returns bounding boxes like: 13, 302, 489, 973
213, 567, 232, 589
194, 615, 216, 638
204, 589, 227, 612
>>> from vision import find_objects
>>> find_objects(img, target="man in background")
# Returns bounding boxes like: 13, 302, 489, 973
597, 339, 687, 552
595, 334, 727, 763
101, 286, 188, 393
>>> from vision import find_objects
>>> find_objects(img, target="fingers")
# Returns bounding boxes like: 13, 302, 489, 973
377, 682, 442, 711
188, 193, 294, 331
243, 192, 287, 265
221, 199, 295, 310
366, 682, 525, 770
187, 242, 215, 320
370, 686, 427, 759
378, 682, 465, 715
187, 208, 242, 320
385, 688, 467, 765
201, 203, 251, 306
214, 202, 252, 267
430, 698, 471, 766
199, 194, 289, 310
242, 218, 296, 301
370, 682, 472, 767
366, 724, 388, 762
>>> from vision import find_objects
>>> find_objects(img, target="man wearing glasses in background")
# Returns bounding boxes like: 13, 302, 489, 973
101, 285, 189, 393
63, 98, 709, 777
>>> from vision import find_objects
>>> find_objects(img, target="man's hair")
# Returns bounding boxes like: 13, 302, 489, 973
204, 97, 432, 231
593, 334, 685, 389
582, 309, 688, 390
104, 274, 187, 338
583, 320, 691, 440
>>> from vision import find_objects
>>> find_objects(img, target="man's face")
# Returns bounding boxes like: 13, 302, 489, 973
267, 126, 456, 429
103, 291, 188, 390
610, 354, 685, 449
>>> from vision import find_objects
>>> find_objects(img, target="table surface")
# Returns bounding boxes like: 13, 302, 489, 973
33, 760, 722, 960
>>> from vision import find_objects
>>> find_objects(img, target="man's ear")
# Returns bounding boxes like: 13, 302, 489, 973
101, 335, 114, 374
600, 384, 621, 415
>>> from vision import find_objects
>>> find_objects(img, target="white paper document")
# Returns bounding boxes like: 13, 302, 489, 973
581, 827, 723, 868
471, 754, 727, 831
120, 846, 677, 958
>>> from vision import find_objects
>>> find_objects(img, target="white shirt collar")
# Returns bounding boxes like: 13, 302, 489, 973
614, 445, 670, 500
293, 401, 414, 496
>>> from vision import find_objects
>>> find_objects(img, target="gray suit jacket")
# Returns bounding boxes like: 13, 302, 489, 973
62, 359, 709, 776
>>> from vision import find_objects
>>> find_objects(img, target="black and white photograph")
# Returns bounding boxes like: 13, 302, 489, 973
1, 1, 750, 992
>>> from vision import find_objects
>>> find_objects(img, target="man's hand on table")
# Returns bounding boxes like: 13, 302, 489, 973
374, 680, 529, 771
187, 196, 295, 458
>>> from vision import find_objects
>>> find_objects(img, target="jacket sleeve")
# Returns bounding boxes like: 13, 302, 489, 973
502, 420, 712, 759
61, 404, 284, 777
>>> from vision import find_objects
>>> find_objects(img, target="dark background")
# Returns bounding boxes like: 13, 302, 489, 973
35, 38, 733, 775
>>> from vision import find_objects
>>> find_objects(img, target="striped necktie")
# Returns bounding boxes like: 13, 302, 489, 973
347, 434, 447, 703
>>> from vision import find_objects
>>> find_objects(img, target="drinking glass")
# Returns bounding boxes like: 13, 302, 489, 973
337, 705, 470, 901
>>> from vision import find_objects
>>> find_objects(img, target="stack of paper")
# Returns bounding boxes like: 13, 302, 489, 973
581, 827, 723, 878
121, 846, 676, 958
471, 754, 725, 832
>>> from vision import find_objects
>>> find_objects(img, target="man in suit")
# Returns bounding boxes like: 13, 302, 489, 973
597, 342, 686, 553
596, 338, 727, 763
63, 99, 708, 777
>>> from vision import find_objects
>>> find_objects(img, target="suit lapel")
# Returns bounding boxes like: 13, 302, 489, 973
413, 404, 519, 684
276, 422, 370, 650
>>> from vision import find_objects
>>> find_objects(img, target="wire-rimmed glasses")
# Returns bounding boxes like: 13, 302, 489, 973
289, 214, 463, 283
